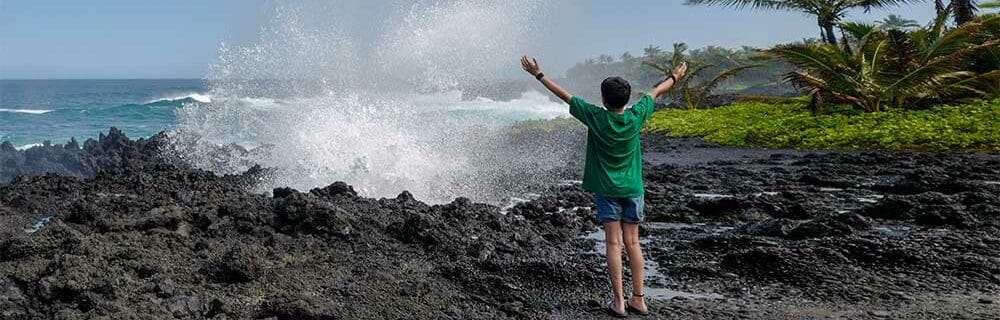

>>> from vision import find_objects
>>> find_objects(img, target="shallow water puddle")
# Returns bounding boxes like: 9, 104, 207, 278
875, 225, 913, 237
857, 194, 885, 204
25, 215, 54, 234
581, 228, 725, 301
693, 193, 734, 199
645, 287, 724, 301
647, 222, 734, 234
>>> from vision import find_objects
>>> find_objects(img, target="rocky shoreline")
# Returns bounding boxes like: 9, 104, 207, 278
2, 129, 1000, 319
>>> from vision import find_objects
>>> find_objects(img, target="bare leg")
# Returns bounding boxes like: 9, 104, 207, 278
623, 223, 647, 312
603, 221, 626, 313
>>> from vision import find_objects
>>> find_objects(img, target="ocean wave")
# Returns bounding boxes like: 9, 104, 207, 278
15, 143, 45, 150
0, 108, 54, 115
147, 93, 212, 104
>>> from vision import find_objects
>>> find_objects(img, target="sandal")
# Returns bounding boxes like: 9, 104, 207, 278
605, 301, 627, 318
626, 293, 650, 316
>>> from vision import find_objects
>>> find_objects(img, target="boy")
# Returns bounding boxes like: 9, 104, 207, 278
520, 55, 686, 317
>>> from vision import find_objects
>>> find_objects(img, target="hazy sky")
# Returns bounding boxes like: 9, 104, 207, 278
1, 0, 937, 79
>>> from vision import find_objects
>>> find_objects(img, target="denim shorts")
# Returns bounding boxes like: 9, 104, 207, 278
594, 194, 645, 224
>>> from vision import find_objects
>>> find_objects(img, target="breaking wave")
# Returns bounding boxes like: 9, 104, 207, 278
0, 108, 53, 115
172, 0, 577, 203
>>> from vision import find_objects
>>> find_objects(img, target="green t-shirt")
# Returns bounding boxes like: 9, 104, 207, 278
569, 94, 654, 198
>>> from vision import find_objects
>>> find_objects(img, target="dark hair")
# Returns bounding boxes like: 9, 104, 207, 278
601, 77, 631, 109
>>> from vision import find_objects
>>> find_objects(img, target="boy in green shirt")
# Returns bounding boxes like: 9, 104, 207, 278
520, 56, 687, 317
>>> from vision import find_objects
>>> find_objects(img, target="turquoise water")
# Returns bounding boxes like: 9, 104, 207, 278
0, 79, 206, 148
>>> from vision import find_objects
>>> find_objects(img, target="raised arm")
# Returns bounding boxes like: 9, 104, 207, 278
648, 62, 688, 100
521, 56, 572, 103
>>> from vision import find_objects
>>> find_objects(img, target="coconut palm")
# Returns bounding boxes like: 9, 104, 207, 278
644, 43, 762, 109
953, 1, 979, 24
765, 13, 1000, 112
643, 45, 664, 58
881, 14, 922, 29
685, 0, 923, 45
937, 1, 986, 24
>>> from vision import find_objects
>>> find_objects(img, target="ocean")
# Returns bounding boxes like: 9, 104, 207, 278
0, 78, 575, 202
0, 79, 208, 149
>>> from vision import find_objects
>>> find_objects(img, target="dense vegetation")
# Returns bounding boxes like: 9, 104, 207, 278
560, 45, 796, 102
766, 13, 999, 112
535, 3, 999, 151
646, 99, 1000, 151
643, 43, 764, 109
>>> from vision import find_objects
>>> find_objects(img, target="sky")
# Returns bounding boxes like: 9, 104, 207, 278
0, 0, 938, 79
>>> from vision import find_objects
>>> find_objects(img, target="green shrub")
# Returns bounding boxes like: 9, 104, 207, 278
646, 100, 1000, 151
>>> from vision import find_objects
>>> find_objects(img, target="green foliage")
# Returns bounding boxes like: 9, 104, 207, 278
646, 100, 1000, 151
880, 14, 921, 30
765, 13, 1000, 112
507, 117, 583, 134
644, 43, 762, 109
563, 44, 791, 102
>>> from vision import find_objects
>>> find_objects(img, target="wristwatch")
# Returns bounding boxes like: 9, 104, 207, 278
535, 73, 545, 81
653, 75, 676, 88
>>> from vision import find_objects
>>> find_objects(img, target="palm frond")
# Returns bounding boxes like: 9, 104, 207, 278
840, 21, 878, 40
692, 64, 763, 107
683, 0, 800, 11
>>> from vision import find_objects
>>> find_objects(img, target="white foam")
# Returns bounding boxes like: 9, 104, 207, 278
15, 143, 44, 150
147, 93, 212, 104
0, 108, 53, 114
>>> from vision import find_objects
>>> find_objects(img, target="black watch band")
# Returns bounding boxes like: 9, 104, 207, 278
653, 75, 676, 88
535, 73, 545, 81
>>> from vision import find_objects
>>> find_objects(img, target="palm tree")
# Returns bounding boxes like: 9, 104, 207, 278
938, 1, 985, 25
951, 0, 978, 25
685, 0, 923, 45
644, 43, 761, 109
765, 13, 1000, 112
881, 14, 921, 29
643, 45, 663, 58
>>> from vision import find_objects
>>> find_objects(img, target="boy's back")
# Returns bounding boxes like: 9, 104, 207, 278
568, 95, 654, 198
520, 55, 686, 317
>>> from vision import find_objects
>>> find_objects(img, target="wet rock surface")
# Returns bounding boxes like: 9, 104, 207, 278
2, 128, 1000, 319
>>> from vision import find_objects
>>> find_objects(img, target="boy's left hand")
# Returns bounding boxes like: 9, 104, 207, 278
521, 55, 541, 76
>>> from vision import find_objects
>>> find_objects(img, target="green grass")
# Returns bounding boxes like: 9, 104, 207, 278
508, 117, 583, 133
646, 100, 1000, 152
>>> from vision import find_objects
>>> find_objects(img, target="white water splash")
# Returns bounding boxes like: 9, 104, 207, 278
173, 0, 576, 203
